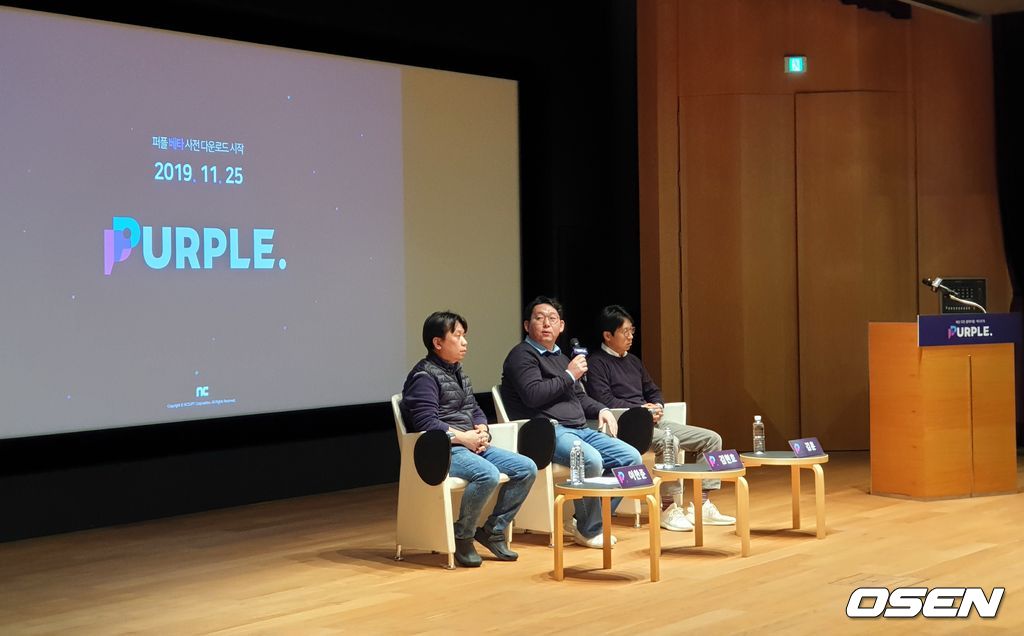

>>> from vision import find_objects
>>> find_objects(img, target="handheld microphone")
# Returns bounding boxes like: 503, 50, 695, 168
569, 338, 588, 381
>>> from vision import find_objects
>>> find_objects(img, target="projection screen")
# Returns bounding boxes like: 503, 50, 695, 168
0, 7, 521, 439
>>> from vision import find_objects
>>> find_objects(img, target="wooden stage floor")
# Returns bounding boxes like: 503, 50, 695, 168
1, 451, 1021, 634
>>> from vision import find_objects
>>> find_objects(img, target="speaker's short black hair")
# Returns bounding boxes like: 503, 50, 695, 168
422, 311, 467, 352
598, 304, 633, 336
523, 296, 563, 322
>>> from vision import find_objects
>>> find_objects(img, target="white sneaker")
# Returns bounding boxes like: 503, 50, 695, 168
571, 523, 617, 548
686, 500, 736, 526
563, 517, 576, 536
659, 503, 694, 532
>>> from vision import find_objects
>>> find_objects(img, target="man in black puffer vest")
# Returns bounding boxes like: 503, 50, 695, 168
402, 311, 537, 567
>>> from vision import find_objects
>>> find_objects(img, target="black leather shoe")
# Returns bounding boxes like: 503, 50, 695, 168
474, 527, 519, 561
454, 538, 482, 567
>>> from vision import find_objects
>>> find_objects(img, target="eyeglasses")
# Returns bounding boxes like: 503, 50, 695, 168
618, 327, 636, 336
531, 312, 562, 325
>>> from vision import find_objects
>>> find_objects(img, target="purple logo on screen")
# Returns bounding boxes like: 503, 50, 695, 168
103, 216, 286, 275
104, 216, 140, 275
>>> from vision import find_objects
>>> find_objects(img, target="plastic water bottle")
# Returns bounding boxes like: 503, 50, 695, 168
753, 415, 765, 454
662, 427, 678, 468
569, 440, 584, 485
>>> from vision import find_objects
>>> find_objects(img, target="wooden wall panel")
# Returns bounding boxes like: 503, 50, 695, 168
637, 0, 1010, 455
796, 91, 916, 450
638, 0, 683, 400
912, 10, 1010, 313
792, 0, 909, 93
680, 94, 799, 450
677, 0, 908, 96
677, 1, 789, 96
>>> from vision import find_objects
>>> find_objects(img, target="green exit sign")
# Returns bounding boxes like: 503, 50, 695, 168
785, 56, 807, 74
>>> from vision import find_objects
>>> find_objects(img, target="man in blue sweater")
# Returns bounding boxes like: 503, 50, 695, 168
587, 305, 735, 532
402, 311, 537, 567
500, 297, 642, 549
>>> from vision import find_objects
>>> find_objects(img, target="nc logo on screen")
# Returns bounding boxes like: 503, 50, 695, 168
947, 325, 991, 340
103, 216, 287, 275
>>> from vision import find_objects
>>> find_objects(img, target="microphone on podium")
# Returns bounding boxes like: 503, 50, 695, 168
922, 277, 954, 294
921, 277, 987, 313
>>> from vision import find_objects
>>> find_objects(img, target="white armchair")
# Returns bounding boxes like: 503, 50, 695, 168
491, 385, 565, 545
391, 393, 516, 569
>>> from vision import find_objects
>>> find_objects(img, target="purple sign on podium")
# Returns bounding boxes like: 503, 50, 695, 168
789, 437, 825, 457
918, 313, 1021, 347
704, 449, 742, 471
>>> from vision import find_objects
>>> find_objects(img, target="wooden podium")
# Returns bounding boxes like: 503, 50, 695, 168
868, 321, 1017, 498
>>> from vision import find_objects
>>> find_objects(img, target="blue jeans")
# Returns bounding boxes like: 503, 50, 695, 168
448, 445, 537, 540
552, 425, 642, 539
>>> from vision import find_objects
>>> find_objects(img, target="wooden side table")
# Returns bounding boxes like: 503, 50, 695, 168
552, 478, 662, 581
740, 451, 829, 539
649, 464, 750, 557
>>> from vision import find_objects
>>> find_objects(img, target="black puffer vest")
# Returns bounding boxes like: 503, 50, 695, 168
409, 355, 477, 430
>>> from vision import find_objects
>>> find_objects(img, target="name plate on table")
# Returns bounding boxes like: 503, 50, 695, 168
612, 464, 653, 487
788, 437, 825, 457
704, 449, 741, 471
918, 313, 1022, 347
